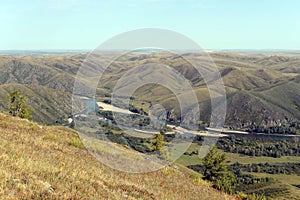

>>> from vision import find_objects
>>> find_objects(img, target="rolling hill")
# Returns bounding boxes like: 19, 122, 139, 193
94, 52, 300, 130
0, 52, 299, 130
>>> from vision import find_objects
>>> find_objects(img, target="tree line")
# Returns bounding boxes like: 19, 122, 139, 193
246, 124, 300, 135
217, 136, 300, 157
230, 162, 300, 176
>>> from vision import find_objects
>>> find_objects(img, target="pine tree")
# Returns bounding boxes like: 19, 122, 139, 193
152, 133, 165, 151
152, 133, 170, 160
202, 146, 235, 194
7, 90, 32, 120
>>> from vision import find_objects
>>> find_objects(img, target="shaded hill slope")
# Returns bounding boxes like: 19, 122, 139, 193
0, 84, 84, 125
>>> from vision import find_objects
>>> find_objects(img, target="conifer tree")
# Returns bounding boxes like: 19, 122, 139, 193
202, 146, 235, 194
152, 133, 170, 160
7, 90, 32, 120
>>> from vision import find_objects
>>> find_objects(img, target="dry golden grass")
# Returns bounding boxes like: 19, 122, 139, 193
0, 113, 237, 200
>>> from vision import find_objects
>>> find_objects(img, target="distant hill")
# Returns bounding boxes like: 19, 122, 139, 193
0, 52, 299, 130
0, 55, 88, 124
0, 113, 235, 199
0, 55, 79, 92
95, 52, 300, 130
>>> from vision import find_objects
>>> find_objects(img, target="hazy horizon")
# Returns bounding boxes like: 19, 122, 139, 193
1, 48, 300, 52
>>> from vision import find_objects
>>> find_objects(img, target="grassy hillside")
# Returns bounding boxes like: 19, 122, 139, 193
0, 113, 236, 199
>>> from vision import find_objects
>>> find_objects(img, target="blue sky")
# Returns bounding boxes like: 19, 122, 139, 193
1, 0, 300, 50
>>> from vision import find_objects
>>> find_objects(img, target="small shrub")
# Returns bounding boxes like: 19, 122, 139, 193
162, 167, 176, 176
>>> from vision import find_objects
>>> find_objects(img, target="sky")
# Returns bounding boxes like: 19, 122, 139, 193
1, 0, 300, 50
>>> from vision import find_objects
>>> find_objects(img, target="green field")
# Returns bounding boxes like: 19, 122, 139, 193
248, 173, 300, 200
176, 142, 300, 166
176, 142, 300, 199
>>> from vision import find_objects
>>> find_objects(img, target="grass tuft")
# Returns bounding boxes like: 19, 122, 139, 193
67, 138, 85, 149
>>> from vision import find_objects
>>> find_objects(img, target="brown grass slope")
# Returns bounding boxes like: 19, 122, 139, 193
0, 113, 236, 200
